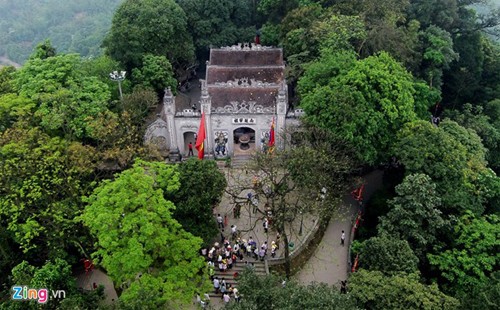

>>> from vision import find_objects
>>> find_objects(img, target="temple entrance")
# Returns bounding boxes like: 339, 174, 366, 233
183, 131, 197, 157
233, 127, 255, 156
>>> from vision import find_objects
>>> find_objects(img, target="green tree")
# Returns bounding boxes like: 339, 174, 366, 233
2, 259, 104, 310
224, 270, 358, 310
227, 125, 357, 277
378, 174, 445, 259
359, 235, 418, 274
166, 158, 227, 245
80, 160, 208, 307
349, 269, 460, 310
257, 0, 301, 24
0, 94, 36, 132
420, 25, 458, 89
80, 54, 125, 101
176, 0, 255, 60
103, 0, 194, 73
131, 54, 177, 95
446, 102, 500, 172
0, 0, 122, 65
299, 51, 434, 164
428, 212, 500, 294
122, 87, 159, 127
0, 66, 16, 94
0, 127, 96, 260
13, 53, 111, 139
29, 39, 57, 60
458, 271, 500, 310
280, 4, 327, 58
393, 120, 492, 215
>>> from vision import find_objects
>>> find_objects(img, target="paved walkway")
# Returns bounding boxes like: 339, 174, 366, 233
295, 170, 383, 286
214, 167, 318, 261
75, 268, 118, 304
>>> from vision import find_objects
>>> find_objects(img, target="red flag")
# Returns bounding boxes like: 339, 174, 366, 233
195, 112, 206, 159
269, 118, 275, 148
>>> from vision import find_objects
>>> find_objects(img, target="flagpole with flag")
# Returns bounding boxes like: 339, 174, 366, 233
195, 112, 206, 159
268, 117, 275, 153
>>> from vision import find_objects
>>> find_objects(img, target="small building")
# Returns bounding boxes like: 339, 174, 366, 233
145, 43, 303, 159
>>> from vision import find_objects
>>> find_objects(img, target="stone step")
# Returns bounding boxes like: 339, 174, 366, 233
209, 262, 267, 298
208, 264, 266, 298
231, 156, 252, 168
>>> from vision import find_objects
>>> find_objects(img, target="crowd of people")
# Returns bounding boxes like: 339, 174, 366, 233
196, 208, 281, 307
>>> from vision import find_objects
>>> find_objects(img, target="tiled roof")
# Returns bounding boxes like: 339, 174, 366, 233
209, 49, 283, 66
208, 87, 279, 108
206, 66, 284, 84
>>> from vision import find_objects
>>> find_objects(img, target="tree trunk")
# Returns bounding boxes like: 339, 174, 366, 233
282, 228, 291, 278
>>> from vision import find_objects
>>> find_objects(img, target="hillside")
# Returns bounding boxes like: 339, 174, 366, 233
0, 0, 123, 66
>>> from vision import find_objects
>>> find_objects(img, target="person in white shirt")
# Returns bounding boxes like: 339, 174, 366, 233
217, 214, 224, 229
231, 225, 238, 240
233, 288, 240, 302
213, 277, 220, 294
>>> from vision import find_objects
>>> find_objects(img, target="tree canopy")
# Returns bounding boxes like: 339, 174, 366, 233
359, 235, 419, 274
0, 126, 96, 260
103, 0, 195, 73
378, 173, 446, 259
80, 160, 208, 307
393, 120, 496, 215
12, 50, 111, 140
225, 270, 358, 310
166, 158, 227, 245
349, 269, 460, 310
428, 211, 500, 294
299, 51, 436, 164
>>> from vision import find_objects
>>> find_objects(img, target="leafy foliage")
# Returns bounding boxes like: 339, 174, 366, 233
378, 174, 445, 259
1, 259, 104, 310
0, 66, 16, 94
166, 158, 227, 245
359, 235, 419, 274
349, 269, 460, 310
420, 25, 459, 89
80, 160, 208, 307
446, 102, 500, 172
457, 271, 500, 310
224, 270, 358, 310
131, 54, 177, 95
428, 212, 500, 294
393, 120, 494, 215
299, 51, 434, 164
176, 0, 256, 60
0, 127, 96, 259
13, 52, 111, 139
103, 0, 195, 72
0, 94, 36, 132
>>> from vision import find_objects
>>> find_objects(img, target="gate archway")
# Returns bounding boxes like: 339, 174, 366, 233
183, 131, 197, 157
233, 127, 255, 156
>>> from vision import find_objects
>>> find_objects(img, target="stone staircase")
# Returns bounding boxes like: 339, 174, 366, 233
209, 260, 267, 298
230, 155, 253, 168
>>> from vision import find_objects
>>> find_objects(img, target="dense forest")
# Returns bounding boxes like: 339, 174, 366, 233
1, 0, 500, 309
0, 0, 123, 66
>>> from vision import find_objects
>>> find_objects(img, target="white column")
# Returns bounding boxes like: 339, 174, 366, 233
200, 80, 213, 157
276, 81, 288, 150
162, 87, 178, 150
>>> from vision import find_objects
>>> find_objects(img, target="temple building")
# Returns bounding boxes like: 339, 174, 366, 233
145, 43, 303, 159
